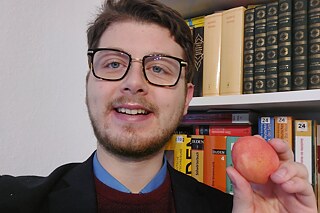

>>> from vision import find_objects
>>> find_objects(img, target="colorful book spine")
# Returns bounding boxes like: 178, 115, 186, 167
202, 13, 222, 96
172, 134, 192, 176
191, 135, 204, 182
266, 1, 279, 92
186, 16, 205, 97
294, 120, 314, 184
308, 0, 320, 89
203, 135, 227, 192
195, 125, 252, 136
258, 116, 275, 141
274, 116, 293, 150
278, 0, 293, 92
292, 0, 308, 90
243, 8, 255, 94
220, 6, 246, 95
254, 4, 267, 93
226, 136, 239, 195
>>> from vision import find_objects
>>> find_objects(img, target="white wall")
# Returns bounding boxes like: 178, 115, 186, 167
0, 0, 103, 176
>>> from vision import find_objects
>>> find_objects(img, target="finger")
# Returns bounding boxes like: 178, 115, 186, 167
226, 166, 255, 213
268, 138, 294, 161
271, 161, 309, 184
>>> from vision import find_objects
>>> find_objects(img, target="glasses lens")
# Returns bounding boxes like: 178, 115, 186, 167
93, 50, 130, 80
144, 56, 181, 86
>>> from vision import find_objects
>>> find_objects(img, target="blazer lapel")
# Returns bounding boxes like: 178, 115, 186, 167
47, 155, 97, 213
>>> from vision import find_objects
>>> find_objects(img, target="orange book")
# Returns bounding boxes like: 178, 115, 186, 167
202, 12, 222, 96
203, 135, 227, 192
274, 116, 293, 150
220, 6, 246, 95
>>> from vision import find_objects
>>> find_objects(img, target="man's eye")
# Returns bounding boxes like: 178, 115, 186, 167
152, 66, 163, 73
108, 61, 120, 68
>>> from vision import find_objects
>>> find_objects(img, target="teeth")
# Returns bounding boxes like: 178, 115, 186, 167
117, 108, 148, 115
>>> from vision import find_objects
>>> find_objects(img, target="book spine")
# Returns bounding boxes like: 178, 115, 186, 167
292, 0, 308, 90
195, 125, 252, 136
203, 13, 222, 96
266, 1, 279, 92
226, 136, 239, 195
172, 134, 192, 176
243, 8, 255, 94
294, 120, 313, 184
278, 0, 293, 91
254, 4, 267, 93
274, 116, 293, 150
193, 24, 205, 97
308, 0, 320, 89
258, 116, 275, 141
191, 135, 204, 182
220, 7, 246, 95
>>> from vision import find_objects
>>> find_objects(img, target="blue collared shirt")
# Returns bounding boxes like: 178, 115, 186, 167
93, 152, 167, 193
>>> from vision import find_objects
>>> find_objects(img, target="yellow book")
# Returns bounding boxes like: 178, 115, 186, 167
191, 135, 204, 182
220, 6, 246, 95
171, 134, 192, 176
275, 116, 293, 150
185, 16, 205, 28
202, 12, 222, 96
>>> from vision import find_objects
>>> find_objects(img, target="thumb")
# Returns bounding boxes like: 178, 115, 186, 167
226, 166, 254, 213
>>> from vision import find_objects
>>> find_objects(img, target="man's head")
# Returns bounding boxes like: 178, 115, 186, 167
86, 0, 194, 160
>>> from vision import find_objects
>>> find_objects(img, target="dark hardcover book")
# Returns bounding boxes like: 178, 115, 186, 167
254, 4, 267, 93
243, 8, 255, 94
292, 0, 308, 90
266, 1, 279, 92
192, 25, 205, 97
308, 0, 320, 89
278, 0, 293, 91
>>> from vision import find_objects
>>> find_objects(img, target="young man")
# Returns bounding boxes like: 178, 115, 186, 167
0, 0, 317, 212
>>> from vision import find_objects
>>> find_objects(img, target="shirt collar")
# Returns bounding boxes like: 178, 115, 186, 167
93, 151, 167, 194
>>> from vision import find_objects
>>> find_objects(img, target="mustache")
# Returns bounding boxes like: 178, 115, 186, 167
107, 96, 159, 113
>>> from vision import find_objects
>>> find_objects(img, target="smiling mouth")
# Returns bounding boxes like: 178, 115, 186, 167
116, 108, 149, 115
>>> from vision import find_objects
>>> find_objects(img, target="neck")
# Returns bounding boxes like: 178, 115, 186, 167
96, 144, 165, 193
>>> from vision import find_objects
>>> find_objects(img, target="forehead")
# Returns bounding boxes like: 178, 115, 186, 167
98, 20, 184, 58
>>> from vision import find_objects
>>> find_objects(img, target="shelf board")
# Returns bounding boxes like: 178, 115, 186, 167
189, 89, 320, 112
160, 0, 270, 18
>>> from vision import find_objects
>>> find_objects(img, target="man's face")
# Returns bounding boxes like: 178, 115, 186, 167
86, 20, 194, 159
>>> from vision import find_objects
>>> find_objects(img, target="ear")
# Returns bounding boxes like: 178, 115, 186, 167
183, 83, 194, 115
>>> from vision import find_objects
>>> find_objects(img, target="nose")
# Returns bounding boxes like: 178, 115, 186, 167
120, 60, 148, 95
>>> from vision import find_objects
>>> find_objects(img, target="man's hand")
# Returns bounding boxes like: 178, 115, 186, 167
226, 138, 318, 213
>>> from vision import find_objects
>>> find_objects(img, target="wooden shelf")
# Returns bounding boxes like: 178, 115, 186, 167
160, 0, 270, 18
189, 89, 320, 113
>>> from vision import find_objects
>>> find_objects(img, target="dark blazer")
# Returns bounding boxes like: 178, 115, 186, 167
0, 154, 233, 213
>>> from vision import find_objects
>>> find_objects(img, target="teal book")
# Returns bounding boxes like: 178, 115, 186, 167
226, 136, 239, 195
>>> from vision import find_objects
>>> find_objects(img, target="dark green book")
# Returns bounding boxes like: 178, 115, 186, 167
278, 0, 293, 91
254, 4, 267, 93
266, 1, 279, 92
308, 0, 320, 89
243, 8, 255, 94
292, 0, 308, 90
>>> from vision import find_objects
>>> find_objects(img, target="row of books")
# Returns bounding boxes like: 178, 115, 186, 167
168, 112, 319, 198
187, 0, 320, 97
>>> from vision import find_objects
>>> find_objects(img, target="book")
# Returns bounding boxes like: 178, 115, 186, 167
274, 116, 293, 150
202, 12, 222, 96
253, 4, 267, 93
294, 120, 314, 184
292, 0, 308, 90
168, 134, 192, 176
195, 125, 252, 136
181, 110, 258, 126
243, 8, 255, 94
191, 135, 204, 182
226, 136, 239, 194
203, 135, 227, 192
278, 0, 293, 92
220, 6, 246, 95
266, 1, 279, 92
308, 0, 320, 90
186, 16, 205, 97
258, 116, 275, 141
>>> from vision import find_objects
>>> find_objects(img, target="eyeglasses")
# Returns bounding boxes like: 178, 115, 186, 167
87, 48, 188, 87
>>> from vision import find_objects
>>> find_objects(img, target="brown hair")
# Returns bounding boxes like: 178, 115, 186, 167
87, 0, 194, 83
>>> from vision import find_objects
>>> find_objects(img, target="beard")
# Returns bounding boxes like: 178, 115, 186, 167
86, 95, 185, 160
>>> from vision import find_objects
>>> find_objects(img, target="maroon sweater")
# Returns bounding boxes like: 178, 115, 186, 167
94, 173, 176, 213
